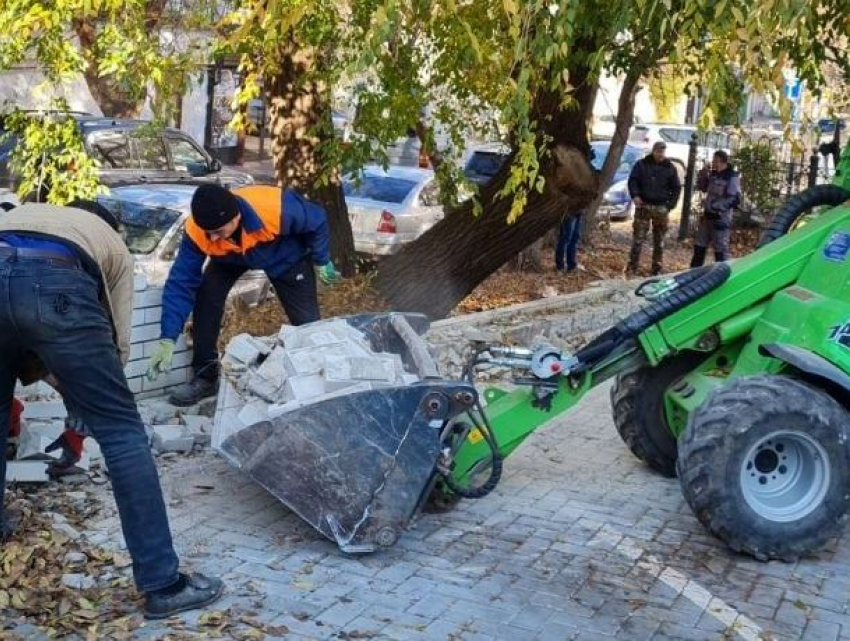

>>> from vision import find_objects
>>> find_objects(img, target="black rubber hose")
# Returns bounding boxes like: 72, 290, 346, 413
441, 403, 503, 499
757, 184, 850, 249
575, 262, 731, 369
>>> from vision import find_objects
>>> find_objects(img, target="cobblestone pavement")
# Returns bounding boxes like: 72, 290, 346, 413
36, 385, 850, 639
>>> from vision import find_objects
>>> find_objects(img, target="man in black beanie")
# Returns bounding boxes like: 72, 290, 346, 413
147, 183, 340, 406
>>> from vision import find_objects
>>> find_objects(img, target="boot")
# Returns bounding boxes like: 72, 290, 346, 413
168, 377, 219, 407
715, 251, 729, 263
144, 573, 224, 620
690, 246, 707, 268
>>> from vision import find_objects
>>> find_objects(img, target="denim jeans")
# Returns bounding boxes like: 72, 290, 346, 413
556, 214, 582, 271
0, 257, 179, 592
192, 258, 320, 381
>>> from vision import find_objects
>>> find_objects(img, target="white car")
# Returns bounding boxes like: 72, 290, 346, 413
629, 123, 727, 174
98, 183, 270, 305
343, 166, 444, 256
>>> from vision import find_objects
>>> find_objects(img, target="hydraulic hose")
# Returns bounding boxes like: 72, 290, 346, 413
575, 262, 731, 370
757, 184, 850, 249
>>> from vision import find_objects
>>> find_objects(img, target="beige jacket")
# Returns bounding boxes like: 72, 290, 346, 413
0, 204, 135, 365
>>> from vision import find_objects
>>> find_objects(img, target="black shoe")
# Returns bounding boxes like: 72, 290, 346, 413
144, 573, 224, 620
651, 266, 663, 276
168, 377, 219, 407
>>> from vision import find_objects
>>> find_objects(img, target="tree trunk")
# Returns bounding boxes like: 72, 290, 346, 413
264, 44, 356, 276
375, 64, 600, 318
73, 1, 167, 118
582, 69, 642, 240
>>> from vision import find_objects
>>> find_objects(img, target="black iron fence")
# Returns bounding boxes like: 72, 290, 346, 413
677, 131, 837, 240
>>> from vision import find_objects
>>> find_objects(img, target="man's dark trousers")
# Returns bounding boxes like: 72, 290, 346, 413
0, 255, 179, 592
192, 257, 319, 382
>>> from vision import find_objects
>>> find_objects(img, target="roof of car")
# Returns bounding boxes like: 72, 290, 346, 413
74, 116, 181, 136
357, 165, 435, 183
104, 183, 198, 212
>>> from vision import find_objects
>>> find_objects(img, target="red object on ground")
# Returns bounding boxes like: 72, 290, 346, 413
9, 398, 24, 439
63, 429, 86, 461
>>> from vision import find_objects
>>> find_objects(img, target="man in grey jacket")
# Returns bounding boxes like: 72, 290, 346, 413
0, 201, 223, 619
691, 150, 742, 266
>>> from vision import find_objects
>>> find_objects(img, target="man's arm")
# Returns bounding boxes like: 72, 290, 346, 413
160, 234, 207, 341
282, 189, 331, 265
668, 165, 683, 209
627, 163, 642, 201
109, 252, 136, 365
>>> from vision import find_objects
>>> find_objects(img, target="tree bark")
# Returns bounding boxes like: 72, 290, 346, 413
264, 44, 356, 276
582, 69, 642, 240
375, 65, 600, 318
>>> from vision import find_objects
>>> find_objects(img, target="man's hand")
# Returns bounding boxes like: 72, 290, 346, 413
317, 261, 342, 286
45, 429, 86, 478
147, 339, 176, 381
633, 196, 644, 207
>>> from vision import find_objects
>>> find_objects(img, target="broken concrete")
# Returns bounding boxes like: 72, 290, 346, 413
150, 425, 195, 454
5, 461, 49, 483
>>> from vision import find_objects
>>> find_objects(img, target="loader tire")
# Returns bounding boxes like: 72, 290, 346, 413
611, 355, 701, 477
677, 376, 850, 562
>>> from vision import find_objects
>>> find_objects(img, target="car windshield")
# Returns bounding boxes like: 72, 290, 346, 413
465, 151, 507, 178
98, 198, 180, 254
343, 175, 417, 204
591, 144, 640, 171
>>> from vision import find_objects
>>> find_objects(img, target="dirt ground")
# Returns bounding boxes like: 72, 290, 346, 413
221, 221, 760, 345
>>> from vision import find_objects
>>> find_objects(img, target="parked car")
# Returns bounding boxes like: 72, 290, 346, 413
591, 141, 645, 221
0, 115, 254, 194
462, 141, 643, 221
96, 183, 269, 305
628, 123, 725, 172
343, 166, 444, 256
0, 187, 19, 211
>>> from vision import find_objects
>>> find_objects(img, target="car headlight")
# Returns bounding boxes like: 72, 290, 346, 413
604, 179, 629, 204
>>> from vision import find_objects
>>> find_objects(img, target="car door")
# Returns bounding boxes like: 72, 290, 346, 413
131, 130, 181, 182
86, 130, 140, 183
165, 134, 215, 179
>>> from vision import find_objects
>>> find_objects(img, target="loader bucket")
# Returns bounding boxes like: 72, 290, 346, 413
214, 313, 477, 553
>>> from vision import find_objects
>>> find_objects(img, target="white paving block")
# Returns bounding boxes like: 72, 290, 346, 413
6, 461, 49, 483
324, 355, 397, 383
150, 425, 194, 453
237, 400, 269, 427
22, 401, 66, 421
226, 333, 271, 365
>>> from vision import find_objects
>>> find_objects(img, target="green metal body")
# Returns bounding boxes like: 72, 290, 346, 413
450, 142, 850, 488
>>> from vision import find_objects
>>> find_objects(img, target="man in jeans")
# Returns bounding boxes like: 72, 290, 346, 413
0, 202, 222, 619
691, 150, 741, 266
147, 184, 340, 406
625, 142, 682, 276
555, 212, 583, 273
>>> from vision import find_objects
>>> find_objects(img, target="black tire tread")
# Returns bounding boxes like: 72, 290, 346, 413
677, 375, 850, 562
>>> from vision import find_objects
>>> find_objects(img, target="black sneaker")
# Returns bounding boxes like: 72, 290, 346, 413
168, 377, 219, 407
144, 573, 224, 620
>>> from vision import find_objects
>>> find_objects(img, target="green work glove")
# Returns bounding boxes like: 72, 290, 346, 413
317, 261, 342, 286
146, 339, 176, 381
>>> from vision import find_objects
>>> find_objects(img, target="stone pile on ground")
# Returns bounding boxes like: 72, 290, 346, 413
6, 385, 213, 484
213, 319, 421, 449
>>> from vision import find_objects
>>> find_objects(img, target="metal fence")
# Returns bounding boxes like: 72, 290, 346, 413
677, 131, 837, 240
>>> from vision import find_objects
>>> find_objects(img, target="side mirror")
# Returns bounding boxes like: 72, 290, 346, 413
210, 158, 222, 172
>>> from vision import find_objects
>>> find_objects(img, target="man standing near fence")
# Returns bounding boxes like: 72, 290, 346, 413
625, 142, 682, 276
691, 150, 741, 267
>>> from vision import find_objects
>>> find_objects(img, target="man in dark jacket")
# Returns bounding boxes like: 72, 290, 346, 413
691, 150, 741, 266
625, 142, 682, 276
146, 184, 340, 406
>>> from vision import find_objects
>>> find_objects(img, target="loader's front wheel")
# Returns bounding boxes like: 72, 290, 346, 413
611, 356, 701, 477
677, 375, 850, 561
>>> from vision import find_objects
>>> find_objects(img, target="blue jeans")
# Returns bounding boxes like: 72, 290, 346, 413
556, 214, 582, 271
0, 257, 179, 592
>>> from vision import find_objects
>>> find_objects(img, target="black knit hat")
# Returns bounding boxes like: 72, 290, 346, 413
191, 184, 240, 230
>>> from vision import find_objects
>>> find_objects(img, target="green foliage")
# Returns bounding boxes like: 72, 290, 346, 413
2, 107, 105, 204
734, 143, 782, 215
648, 72, 687, 123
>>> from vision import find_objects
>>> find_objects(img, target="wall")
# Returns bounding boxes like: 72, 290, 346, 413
126, 274, 193, 399
0, 67, 103, 115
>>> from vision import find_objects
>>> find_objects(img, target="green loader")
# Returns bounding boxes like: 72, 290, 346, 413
219, 138, 850, 561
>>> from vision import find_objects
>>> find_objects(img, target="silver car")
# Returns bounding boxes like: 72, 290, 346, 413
343, 166, 444, 256
98, 183, 270, 305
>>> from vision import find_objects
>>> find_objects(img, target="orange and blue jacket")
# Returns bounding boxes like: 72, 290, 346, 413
160, 185, 330, 340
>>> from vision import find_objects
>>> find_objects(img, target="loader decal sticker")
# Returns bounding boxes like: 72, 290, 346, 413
823, 231, 850, 262
828, 321, 850, 348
